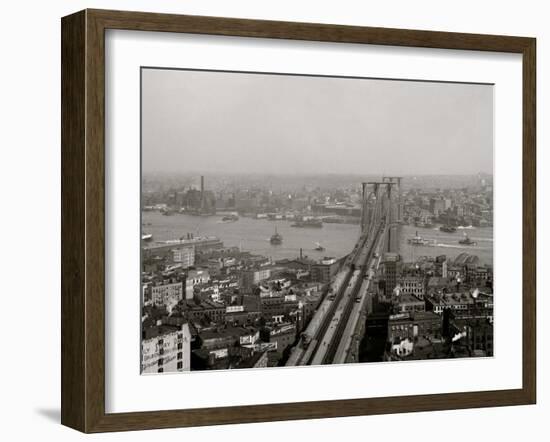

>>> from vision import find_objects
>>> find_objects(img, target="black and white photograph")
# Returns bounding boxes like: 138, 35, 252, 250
140, 68, 494, 373
1, 0, 544, 438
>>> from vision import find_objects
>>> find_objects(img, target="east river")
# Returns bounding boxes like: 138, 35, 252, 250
142, 212, 493, 265
398, 224, 493, 265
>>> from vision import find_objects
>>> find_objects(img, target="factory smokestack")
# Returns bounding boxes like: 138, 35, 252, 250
200, 175, 205, 211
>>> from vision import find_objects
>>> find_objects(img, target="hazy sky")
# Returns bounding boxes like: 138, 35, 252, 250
142, 68, 493, 175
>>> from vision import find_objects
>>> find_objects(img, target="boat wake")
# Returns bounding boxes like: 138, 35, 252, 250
436, 243, 473, 249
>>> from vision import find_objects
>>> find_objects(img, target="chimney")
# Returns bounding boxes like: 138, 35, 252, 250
200, 175, 205, 211
300, 248, 303, 260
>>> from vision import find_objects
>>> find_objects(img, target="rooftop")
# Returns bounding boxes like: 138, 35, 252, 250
142, 324, 182, 340
395, 293, 424, 304
454, 252, 480, 266
234, 351, 267, 369
199, 326, 258, 341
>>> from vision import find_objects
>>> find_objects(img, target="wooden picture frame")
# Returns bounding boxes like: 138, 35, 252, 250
61, 9, 536, 433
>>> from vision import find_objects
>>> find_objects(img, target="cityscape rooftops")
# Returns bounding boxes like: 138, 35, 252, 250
394, 293, 424, 304
142, 323, 183, 340
178, 299, 225, 310
233, 350, 268, 369
428, 291, 493, 307
389, 311, 440, 323
199, 325, 257, 341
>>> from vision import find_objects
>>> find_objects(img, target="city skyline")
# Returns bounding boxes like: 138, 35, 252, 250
142, 68, 493, 176
141, 175, 494, 372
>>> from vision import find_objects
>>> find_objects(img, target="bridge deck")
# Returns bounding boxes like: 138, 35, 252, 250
310, 269, 361, 366
285, 264, 351, 366
285, 182, 396, 367
333, 232, 385, 364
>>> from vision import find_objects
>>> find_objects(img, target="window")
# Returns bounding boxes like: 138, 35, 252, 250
158, 367, 164, 373
178, 352, 183, 360
177, 361, 183, 370
177, 342, 183, 350
158, 358, 164, 366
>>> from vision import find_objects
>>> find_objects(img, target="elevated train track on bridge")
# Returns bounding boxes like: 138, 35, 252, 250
286, 179, 400, 366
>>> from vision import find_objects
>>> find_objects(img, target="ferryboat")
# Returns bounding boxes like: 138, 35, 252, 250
458, 233, 477, 246
440, 225, 457, 233
407, 231, 434, 246
414, 220, 434, 228
270, 227, 283, 245
314, 242, 325, 251
221, 214, 239, 222
291, 218, 323, 228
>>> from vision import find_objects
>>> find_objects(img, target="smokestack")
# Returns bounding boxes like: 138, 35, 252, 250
200, 175, 205, 211
300, 248, 303, 260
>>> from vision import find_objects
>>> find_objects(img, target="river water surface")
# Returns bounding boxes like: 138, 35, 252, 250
142, 212, 493, 265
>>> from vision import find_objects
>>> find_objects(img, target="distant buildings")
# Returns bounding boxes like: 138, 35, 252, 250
142, 235, 223, 262
429, 197, 450, 216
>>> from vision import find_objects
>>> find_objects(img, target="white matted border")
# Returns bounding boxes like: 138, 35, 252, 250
105, 29, 523, 413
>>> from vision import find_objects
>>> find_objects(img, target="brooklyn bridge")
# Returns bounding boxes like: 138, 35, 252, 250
286, 177, 402, 366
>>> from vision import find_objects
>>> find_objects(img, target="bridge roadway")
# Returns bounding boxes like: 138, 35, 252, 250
285, 213, 388, 367
332, 228, 385, 364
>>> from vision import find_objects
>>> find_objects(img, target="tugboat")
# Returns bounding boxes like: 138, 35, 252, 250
314, 242, 325, 251
407, 231, 435, 246
270, 227, 283, 245
458, 233, 477, 246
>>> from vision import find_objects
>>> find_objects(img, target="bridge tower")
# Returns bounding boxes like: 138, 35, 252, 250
382, 176, 403, 223
361, 181, 396, 235
360, 182, 380, 234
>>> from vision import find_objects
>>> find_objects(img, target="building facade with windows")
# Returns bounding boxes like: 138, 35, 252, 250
141, 323, 191, 374
171, 245, 195, 268
150, 281, 183, 306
